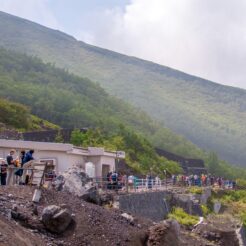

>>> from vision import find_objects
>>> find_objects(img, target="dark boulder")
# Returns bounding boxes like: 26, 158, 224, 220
41, 205, 72, 233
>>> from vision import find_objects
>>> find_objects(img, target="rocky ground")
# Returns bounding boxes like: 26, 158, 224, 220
0, 185, 243, 246
0, 186, 150, 246
194, 214, 242, 246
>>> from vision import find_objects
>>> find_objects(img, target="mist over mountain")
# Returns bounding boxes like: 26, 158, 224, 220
1, 11, 246, 167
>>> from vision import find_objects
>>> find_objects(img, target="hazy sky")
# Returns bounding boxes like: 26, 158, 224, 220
1, 0, 246, 89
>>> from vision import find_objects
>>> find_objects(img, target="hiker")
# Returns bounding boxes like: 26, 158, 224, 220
6, 149, 17, 185
217, 177, 222, 188
0, 159, 8, 185
172, 174, 176, 185
133, 175, 138, 191
23, 149, 34, 164
20, 150, 26, 165
185, 175, 189, 186
121, 174, 127, 189
111, 171, 118, 190
210, 176, 215, 186
106, 171, 112, 189
201, 174, 206, 186
22, 149, 35, 185
147, 174, 152, 189
155, 175, 161, 186
14, 150, 25, 184
128, 175, 134, 190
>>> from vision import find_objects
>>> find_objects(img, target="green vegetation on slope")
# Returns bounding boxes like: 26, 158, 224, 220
0, 49, 246, 179
168, 207, 199, 226
70, 127, 182, 175
204, 152, 246, 181
0, 97, 58, 131
0, 48, 202, 157
0, 11, 245, 166
0, 97, 29, 130
212, 189, 246, 228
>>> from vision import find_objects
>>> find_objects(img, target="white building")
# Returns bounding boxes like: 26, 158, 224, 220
0, 139, 124, 178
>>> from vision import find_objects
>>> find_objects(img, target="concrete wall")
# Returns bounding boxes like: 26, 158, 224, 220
117, 191, 172, 222
0, 147, 85, 174
0, 146, 116, 177
116, 188, 212, 221
100, 155, 115, 172
87, 156, 115, 177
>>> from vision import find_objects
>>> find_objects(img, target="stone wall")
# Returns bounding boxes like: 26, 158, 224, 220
115, 188, 212, 221
116, 191, 172, 222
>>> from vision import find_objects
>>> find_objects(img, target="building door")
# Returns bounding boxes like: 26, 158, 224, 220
102, 164, 110, 178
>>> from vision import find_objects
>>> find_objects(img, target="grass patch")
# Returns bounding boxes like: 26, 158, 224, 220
240, 212, 246, 228
187, 186, 203, 195
236, 179, 246, 189
219, 190, 246, 203
201, 204, 211, 217
168, 207, 199, 226
211, 189, 246, 227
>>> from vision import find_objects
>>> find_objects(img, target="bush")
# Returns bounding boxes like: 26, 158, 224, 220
168, 207, 199, 226
201, 204, 211, 217
220, 190, 246, 204
188, 187, 203, 195
236, 179, 246, 189
240, 212, 246, 228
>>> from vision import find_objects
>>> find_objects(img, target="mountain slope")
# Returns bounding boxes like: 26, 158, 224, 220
0, 48, 203, 159
0, 97, 59, 131
0, 11, 246, 166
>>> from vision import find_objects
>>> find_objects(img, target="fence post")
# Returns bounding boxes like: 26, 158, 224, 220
126, 175, 129, 193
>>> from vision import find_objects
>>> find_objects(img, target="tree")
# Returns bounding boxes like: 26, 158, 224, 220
54, 130, 64, 143
70, 129, 84, 146
206, 152, 220, 175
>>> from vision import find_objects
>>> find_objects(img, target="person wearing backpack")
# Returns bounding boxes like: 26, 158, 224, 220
111, 171, 118, 190
22, 150, 35, 185
14, 150, 25, 182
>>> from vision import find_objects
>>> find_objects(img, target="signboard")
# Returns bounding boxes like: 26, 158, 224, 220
116, 151, 125, 159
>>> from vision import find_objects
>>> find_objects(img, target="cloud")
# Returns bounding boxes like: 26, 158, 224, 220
0, 0, 60, 29
77, 0, 246, 89
1, 0, 246, 89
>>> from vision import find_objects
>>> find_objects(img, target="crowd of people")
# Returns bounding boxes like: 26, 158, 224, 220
171, 174, 237, 189
0, 152, 237, 191
0, 149, 35, 185
105, 171, 162, 191
105, 172, 237, 191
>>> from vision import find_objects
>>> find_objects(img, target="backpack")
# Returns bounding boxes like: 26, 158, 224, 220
111, 173, 117, 182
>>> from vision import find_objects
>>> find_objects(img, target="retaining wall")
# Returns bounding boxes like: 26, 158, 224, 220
117, 191, 172, 222
115, 188, 212, 221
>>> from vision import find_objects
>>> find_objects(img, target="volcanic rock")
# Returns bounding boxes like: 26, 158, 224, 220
53, 166, 95, 198
147, 219, 180, 246
41, 205, 72, 233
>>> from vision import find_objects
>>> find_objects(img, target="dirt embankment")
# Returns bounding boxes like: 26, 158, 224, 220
0, 186, 150, 246
0, 186, 242, 246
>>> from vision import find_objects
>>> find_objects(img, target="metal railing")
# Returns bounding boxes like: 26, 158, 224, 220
0, 165, 52, 186
91, 177, 172, 193
90, 177, 240, 193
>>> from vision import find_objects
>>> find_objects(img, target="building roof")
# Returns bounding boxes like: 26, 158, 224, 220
0, 139, 119, 158
0, 139, 73, 151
